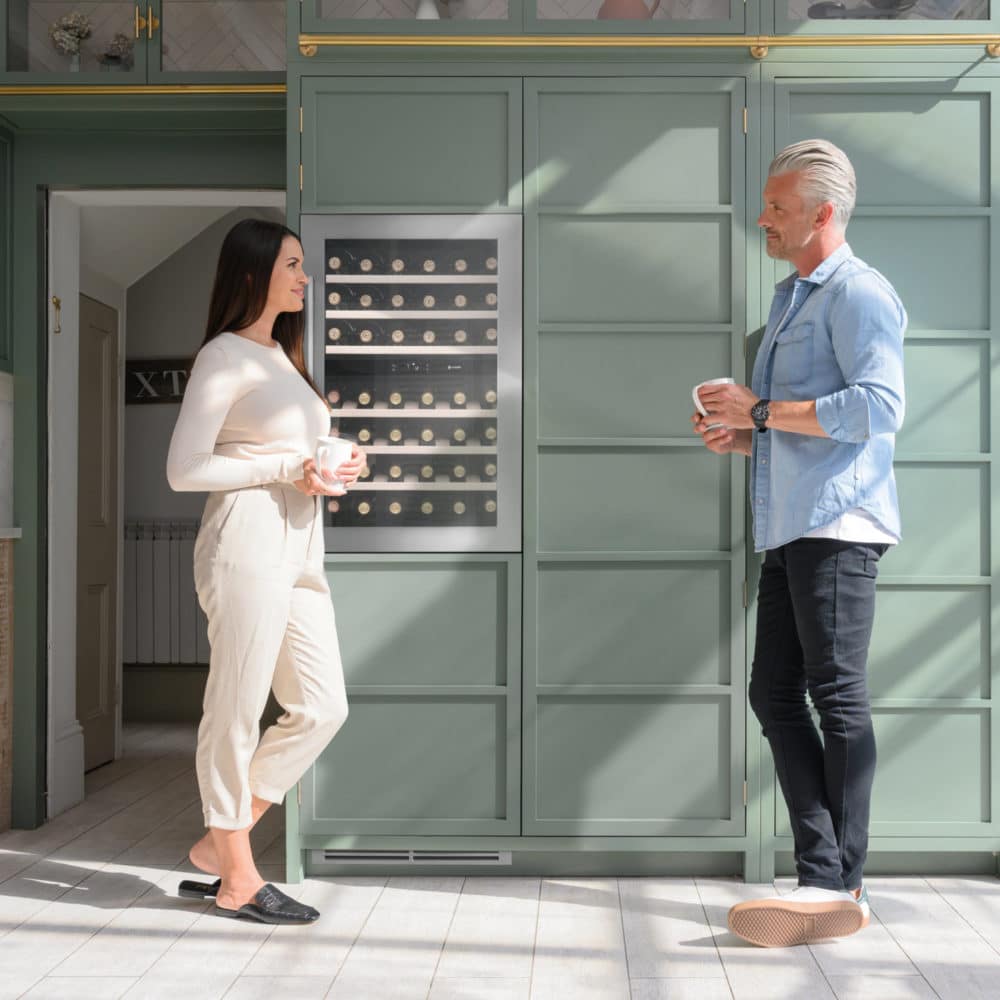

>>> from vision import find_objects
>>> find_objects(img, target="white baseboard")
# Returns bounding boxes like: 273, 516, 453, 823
47, 721, 85, 818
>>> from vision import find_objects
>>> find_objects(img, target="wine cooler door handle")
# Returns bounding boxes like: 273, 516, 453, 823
135, 4, 147, 38
148, 4, 160, 39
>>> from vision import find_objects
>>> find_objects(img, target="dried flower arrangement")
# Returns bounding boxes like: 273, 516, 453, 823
49, 12, 92, 56
101, 31, 134, 68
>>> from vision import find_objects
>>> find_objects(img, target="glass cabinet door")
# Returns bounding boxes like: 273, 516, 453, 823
158, 0, 285, 73
787, 0, 986, 20
304, 0, 511, 28
537, 0, 729, 22
6, 0, 145, 74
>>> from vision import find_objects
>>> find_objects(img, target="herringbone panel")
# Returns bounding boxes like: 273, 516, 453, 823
22, 0, 284, 72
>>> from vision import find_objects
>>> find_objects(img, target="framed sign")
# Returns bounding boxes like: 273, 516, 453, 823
124, 358, 191, 405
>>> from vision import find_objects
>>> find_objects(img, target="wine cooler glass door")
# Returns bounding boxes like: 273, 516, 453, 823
302, 213, 522, 553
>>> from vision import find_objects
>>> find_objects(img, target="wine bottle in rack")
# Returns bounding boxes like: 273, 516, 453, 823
483, 389, 498, 408
484, 327, 498, 344
354, 498, 374, 517
357, 327, 377, 345
484, 498, 498, 514
453, 329, 468, 345
420, 500, 434, 516
419, 391, 435, 409
387, 499, 403, 517
451, 464, 467, 481
483, 425, 498, 443
452, 427, 467, 445
356, 426, 373, 444
326, 389, 341, 406
389, 464, 404, 480
388, 390, 404, 409
453, 500, 467, 515
388, 427, 404, 444
357, 251, 385, 274
419, 427, 436, 446
420, 464, 434, 481
327, 325, 342, 343
484, 462, 497, 479
355, 389, 374, 409
450, 391, 467, 409
327, 249, 359, 273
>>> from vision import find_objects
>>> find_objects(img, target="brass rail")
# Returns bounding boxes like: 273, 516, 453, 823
299, 32, 1000, 58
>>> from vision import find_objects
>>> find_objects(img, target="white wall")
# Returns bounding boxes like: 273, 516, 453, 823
124, 207, 284, 522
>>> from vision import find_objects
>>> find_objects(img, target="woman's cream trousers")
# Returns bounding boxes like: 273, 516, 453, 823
194, 483, 348, 830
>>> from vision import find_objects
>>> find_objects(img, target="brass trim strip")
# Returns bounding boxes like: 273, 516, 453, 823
299, 31, 1000, 55
0, 84, 286, 95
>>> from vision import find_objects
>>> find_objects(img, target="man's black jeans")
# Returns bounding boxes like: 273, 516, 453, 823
749, 538, 888, 892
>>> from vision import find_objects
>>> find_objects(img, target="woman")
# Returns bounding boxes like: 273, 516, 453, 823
167, 218, 363, 924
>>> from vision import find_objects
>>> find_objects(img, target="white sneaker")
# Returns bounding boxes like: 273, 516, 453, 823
728, 886, 864, 948
851, 885, 870, 927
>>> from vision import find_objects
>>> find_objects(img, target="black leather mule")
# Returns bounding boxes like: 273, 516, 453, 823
215, 883, 320, 924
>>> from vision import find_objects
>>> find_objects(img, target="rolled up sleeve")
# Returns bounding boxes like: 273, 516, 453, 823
815, 273, 906, 443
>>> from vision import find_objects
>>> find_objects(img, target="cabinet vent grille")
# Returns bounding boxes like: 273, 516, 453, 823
317, 849, 512, 866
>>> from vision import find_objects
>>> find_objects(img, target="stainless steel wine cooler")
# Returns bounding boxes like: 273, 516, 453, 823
302, 214, 522, 552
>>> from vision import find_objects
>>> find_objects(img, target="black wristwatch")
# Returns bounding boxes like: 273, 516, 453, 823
751, 398, 770, 433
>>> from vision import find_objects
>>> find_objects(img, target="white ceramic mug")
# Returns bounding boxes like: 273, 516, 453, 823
315, 435, 354, 490
692, 377, 735, 429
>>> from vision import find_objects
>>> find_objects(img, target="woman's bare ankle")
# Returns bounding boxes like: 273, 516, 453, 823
188, 834, 220, 876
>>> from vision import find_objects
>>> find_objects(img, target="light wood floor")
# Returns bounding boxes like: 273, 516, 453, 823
1, 724, 999, 999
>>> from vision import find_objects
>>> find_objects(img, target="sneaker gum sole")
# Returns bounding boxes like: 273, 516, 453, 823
728, 899, 864, 948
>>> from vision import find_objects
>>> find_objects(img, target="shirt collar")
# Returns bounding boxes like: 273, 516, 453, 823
774, 242, 853, 291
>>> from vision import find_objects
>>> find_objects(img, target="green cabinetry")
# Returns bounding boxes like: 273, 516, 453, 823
300, 77, 521, 214
299, 554, 521, 836
0, 0, 283, 81
764, 71, 1000, 870
523, 77, 748, 838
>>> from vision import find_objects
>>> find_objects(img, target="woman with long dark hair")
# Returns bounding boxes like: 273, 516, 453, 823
166, 218, 363, 924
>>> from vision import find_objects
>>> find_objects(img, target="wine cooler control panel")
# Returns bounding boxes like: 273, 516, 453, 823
302, 215, 522, 553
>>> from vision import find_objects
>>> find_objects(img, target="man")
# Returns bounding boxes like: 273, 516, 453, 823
694, 139, 905, 948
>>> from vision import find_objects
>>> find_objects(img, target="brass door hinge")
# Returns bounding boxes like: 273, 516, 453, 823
299, 106, 303, 133
742, 107, 748, 135
299, 163, 303, 191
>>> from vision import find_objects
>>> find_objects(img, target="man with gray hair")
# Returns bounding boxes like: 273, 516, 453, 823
693, 139, 905, 947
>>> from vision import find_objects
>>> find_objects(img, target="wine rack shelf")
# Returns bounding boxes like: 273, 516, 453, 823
304, 213, 522, 552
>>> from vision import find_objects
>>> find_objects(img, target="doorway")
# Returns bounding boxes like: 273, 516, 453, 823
46, 189, 286, 819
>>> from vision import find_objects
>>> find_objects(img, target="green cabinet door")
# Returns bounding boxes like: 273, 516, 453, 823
299, 554, 521, 836
770, 76, 1000, 843
523, 77, 749, 837
299, 77, 522, 214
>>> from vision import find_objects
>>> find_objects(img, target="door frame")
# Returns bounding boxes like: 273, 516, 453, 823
45, 187, 289, 818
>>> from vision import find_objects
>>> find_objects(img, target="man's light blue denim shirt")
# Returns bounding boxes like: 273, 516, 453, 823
749, 243, 906, 553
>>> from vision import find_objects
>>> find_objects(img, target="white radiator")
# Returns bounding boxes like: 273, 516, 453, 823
123, 521, 208, 665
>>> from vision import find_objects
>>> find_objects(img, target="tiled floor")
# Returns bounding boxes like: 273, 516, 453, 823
2, 725, 999, 1000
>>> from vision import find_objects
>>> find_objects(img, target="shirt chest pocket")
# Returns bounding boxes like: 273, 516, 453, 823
770, 321, 815, 390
